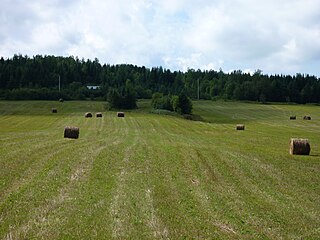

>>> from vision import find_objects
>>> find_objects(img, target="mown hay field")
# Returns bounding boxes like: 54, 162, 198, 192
0, 100, 319, 239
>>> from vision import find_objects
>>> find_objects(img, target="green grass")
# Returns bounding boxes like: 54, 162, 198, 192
0, 100, 319, 239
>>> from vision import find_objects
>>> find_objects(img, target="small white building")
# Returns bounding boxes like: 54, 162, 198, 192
86, 85, 101, 90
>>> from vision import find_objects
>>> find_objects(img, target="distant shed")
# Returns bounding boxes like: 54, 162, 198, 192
86, 85, 101, 90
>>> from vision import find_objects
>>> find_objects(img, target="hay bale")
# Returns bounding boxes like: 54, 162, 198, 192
64, 126, 79, 139
59, 98, 64, 102
85, 112, 93, 118
236, 124, 245, 130
52, 108, 57, 113
289, 138, 310, 155
290, 116, 296, 120
117, 112, 125, 117
303, 116, 311, 120
96, 112, 102, 118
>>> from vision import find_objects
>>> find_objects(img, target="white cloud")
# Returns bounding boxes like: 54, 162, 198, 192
0, 0, 319, 76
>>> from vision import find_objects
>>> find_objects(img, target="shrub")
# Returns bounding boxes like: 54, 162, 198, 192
176, 92, 192, 114
107, 80, 137, 109
151, 92, 192, 115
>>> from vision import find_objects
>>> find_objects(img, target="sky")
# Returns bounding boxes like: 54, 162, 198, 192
1, 0, 320, 76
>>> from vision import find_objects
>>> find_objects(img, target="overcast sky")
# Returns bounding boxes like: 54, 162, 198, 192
1, 0, 320, 76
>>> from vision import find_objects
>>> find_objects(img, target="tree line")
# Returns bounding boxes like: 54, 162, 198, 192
0, 54, 319, 104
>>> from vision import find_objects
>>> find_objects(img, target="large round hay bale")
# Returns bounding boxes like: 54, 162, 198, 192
52, 108, 57, 113
85, 112, 93, 118
236, 124, 245, 130
290, 116, 296, 120
289, 138, 310, 155
96, 112, 102, 118
64, 126, 79, 139
117, 112, 125, 117
303, 116, 311, 120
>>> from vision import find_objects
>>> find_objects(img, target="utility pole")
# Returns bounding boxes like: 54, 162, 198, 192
58, 74, 61, 92
197, 78, 200, 100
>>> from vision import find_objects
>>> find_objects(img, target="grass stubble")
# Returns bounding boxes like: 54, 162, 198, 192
0, 100, 319, 239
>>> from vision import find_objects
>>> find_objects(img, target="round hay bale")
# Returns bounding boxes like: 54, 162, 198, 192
96, 112, 103, 118
303, 116, 311, 120
64, 126, 79, 139
85, 112, 93, 118
52, 108, 57, 113
290, 116, 296, 120
289, 138, 310, 155
117, 112, 125, 117
236, 124, 245, 130
59, 98, 64, 102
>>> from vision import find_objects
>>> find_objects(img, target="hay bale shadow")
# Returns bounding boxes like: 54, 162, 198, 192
182, 114, 204, 121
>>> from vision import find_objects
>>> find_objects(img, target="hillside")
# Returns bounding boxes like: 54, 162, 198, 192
0, 100, 319, 239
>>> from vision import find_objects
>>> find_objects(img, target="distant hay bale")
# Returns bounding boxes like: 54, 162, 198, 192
303, 116, 311, 120
59, 98, 64, 102
117, 112, 125, 117
289, 138, 310, 155
64, 126, 79, 139
52, 108, 57, 113
96, 112, 102, 118
236, 124, 245, 130
85, 112, 93, 118
290, 116, 296, 120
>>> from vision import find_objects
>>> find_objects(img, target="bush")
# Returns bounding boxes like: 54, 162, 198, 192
151, 92, 192, 115
151, 92, 163, 109
151, 93, 173, 111
176, 92, 192, 114
171, 95, 179, 112
107, 81, 137, 109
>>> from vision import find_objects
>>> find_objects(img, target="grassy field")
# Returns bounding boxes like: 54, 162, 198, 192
0, 100, 319, 239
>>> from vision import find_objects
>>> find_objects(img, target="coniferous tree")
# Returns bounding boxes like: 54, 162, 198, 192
176, 92, 192, 114
0, 54, 319, 104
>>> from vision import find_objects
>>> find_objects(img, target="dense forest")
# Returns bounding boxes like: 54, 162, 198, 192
0, 54, 319, 104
